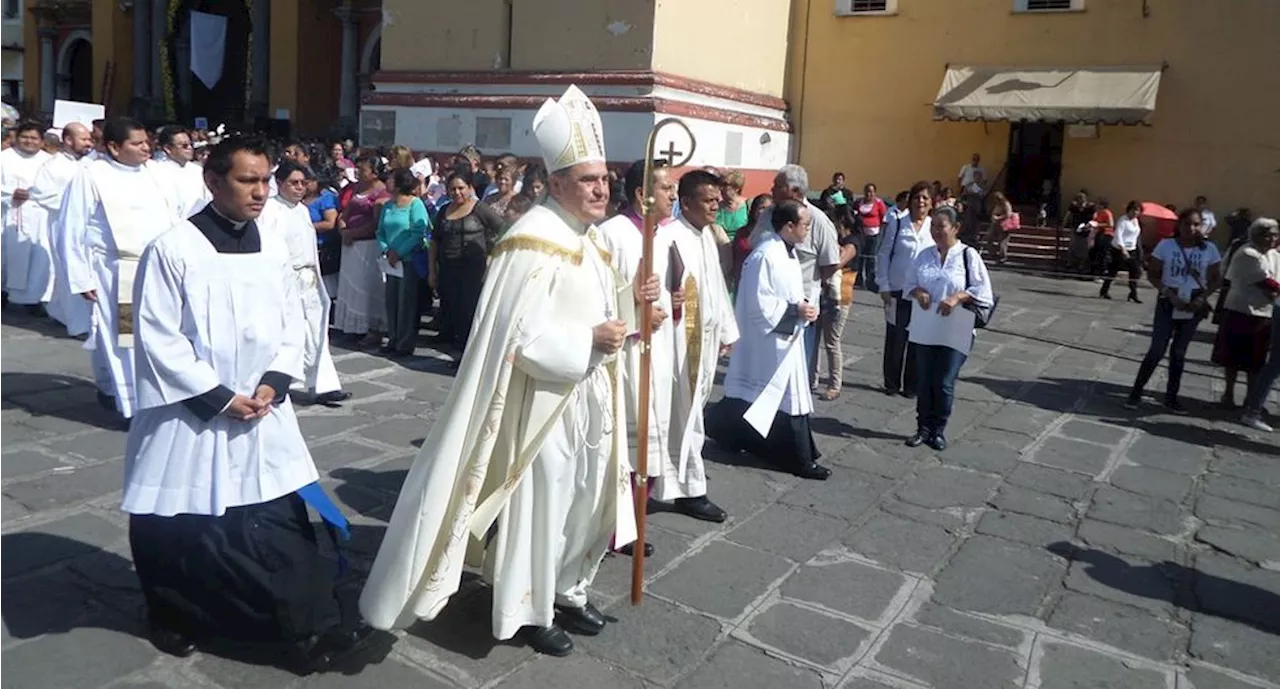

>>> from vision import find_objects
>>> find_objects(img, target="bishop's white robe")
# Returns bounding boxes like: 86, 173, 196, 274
1, 147, 53, 297
258, 195, 342, 395
152, 158, 210, 219
29, 152, 90, 330
59, 157, 179, 417
360, 201, 635, 641
648, 218, 739, 501
724, 233, 812, 419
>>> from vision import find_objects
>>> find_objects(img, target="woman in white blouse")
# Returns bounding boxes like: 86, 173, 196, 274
902, 206, 994, 451
1100, 201, 1144, 302
876, 181, 937, 397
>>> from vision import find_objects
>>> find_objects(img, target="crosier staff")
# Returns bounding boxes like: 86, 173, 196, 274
632, 118, 696, 606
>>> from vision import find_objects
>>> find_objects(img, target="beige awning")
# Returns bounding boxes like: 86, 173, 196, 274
932, 65, 1163, 125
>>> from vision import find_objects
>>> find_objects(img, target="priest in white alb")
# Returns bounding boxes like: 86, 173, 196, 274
30, 123, 95, 334
1, 121, 52, 309
360, 85, 650, 658
258, 160, 350, 405
598, 158, 675, 555
58, 117, 180, 417
647, 169, 739, 520
153, 125, 210, 218
707, 200, 832, 481
122, 135, 371, 672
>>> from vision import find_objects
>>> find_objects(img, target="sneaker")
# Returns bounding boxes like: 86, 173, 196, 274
1241, 413, 1274, 432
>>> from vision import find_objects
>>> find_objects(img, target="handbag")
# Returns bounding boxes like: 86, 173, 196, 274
961, 247, 999, 329
1175, 242, 1214, 320
1000, 212, 1021, 232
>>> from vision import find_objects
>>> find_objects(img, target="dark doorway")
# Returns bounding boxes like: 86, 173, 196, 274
66, 40, 93, 103
168, 0, 251, 127
1006, 121, 1064, 209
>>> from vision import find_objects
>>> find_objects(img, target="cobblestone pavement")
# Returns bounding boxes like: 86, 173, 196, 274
3, 270, 1279, 689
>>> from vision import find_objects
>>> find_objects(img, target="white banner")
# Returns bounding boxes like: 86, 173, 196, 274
189, 11, 227, 90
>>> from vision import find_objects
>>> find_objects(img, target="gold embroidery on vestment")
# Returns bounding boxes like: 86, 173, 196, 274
491, 236, 583, 265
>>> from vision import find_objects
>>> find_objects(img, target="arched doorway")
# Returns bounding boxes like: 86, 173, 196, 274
166, 0, 251, 126
56, 32, 93, 103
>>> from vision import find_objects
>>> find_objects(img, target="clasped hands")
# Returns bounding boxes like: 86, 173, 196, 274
911, 289, 964, 316
633, 273, 670, 333
223, 385, 278, 422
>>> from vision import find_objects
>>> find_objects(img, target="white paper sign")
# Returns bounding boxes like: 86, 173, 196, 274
908, 301, 977, 356
52, 100, 104, 129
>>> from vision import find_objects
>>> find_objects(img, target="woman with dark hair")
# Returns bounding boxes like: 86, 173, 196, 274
903, 206, 994, 450
377, 168, 431, 357
876, 181, 936, 396
334, 155, 390, 348
429, 170, 503, 354
520, 163, 549, 203
731, 194, 774, 293
1125, 208, 1223, 412
1100, 201, 1144, 302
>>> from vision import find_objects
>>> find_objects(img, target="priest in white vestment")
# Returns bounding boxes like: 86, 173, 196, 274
258, 160, 349, 405
360, 85, 645, 658
598, 158, 675, 555
153, 126, 211, 219
1, 122, 53, 307
707, 200, 832, 481
58, 117, 181, 418
646, 169, 739, 519
30, 123, 95, 333
123, 135, 372, 672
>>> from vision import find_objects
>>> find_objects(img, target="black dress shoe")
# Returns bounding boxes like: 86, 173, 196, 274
555, 602, 606, 636
904, 431, 928, 447
673, 496, 728, 523
926, 434, 948, 451
96, 391, 116, 411
314, 390, 352, 406
297, 624, 376, 674
616, 541, 654, 557
519, 624, 574, 656
147, 620, 197, 658
795, 462, 832, 480
901, 390, 917, 399
1127, 294, 1143, 304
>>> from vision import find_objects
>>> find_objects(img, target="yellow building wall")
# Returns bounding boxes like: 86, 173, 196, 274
791, 0, 1280, 217
651, 0, 789, 97
380, 0, 507, 71
269, 0, 301, 124
510, 0, 653, 71
91, 0, 131, 112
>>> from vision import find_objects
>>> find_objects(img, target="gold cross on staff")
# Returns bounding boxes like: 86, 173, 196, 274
658, 141, 683, 166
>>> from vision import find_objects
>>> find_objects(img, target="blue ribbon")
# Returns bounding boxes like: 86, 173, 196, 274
295, 482, 350, 577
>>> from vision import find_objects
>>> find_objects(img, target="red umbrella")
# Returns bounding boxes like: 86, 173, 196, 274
1139, 202, 1177, 247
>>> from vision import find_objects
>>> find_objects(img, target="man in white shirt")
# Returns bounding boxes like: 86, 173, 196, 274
1, 121, 53, 310
1195, 195, 1217, 238
26, 123, 95, 332
124, 135, 371, 670
747, 164, 840, 385
154, 125, 210, 218
957, 153, 986, 238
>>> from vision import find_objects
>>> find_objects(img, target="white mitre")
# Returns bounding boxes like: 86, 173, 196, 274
532, 84, 607, 172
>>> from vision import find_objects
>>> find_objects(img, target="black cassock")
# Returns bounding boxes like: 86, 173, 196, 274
128, 206, 361, 663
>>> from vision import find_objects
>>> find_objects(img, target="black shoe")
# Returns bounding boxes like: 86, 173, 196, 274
795, 462, 832, 480
673, 496, 728, 523
926, 434, 948, 451
883, 386, 900, 396
1099, 291, 1112, 300
314, 390, 352, 406
1164, 398, 1188, 414
905, 430, 928, 447
901, 390, 917, 399
519, 624, 574, 656
616, 541, 654, 557
554, 602, 606, 636
1128, 293, 1142, 304
96, 391, 116, 412
1123, 396, 1140, 410
296, 624, 376, 674
147, 620, 197, 658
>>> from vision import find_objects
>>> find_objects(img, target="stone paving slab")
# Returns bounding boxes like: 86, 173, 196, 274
4, 270, 1280, 689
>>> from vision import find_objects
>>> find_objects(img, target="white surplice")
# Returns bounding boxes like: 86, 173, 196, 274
31, 152, 93, 332
152, 158, 210, 219
122, 220, 318, 516
723, 233, 812, 418
59, 157, 180, 417
360, 201, 634, 641
1, 147, 52, 295
258, 195, 342, 394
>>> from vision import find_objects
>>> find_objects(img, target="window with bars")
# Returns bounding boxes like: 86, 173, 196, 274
1017, 0, 1082, 11
836, 0, 896, 16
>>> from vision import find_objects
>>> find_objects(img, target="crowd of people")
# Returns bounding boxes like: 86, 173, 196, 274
0, 84, 1273, 676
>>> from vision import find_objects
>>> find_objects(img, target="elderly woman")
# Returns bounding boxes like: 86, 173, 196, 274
1125, 209, 1223, 412
1213, 218, 1280, 409
483, 166, 519, 216
903, 206, 994, 450
1241, 219, 1280, 431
